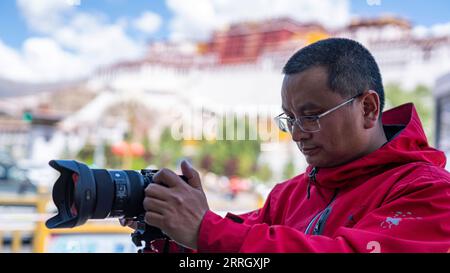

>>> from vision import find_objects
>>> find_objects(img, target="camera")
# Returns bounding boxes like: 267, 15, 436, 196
45, 160, 186, 230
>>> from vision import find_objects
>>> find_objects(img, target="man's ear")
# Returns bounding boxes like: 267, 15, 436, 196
361, 90, 381, 129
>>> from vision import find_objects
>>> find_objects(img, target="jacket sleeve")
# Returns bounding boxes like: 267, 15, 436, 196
197, 175, 450, 253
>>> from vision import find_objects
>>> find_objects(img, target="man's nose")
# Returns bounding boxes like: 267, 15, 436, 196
291, 125, 312, 142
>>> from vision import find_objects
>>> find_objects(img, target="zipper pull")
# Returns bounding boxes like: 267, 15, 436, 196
307, 167, 318, 200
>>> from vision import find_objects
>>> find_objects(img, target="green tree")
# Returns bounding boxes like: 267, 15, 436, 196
384, 84, 434, 144
255, 163, 273, 183
104, 142, 122, 168
195, 116, 261, 178
151, 127, 183, 168
282, 158, 296, 180
76, 144, 95, 166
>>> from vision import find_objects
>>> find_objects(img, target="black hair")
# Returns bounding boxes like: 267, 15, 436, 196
283, 38, 385, 114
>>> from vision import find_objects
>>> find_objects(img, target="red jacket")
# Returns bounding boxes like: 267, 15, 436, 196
196, 103, 450, 253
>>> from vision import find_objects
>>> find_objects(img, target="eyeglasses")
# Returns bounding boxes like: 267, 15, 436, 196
274, 93, 362, 133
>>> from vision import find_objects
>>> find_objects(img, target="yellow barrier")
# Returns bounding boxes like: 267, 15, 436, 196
32, 221, 133, 253
1, 187, 133, 253
0, 230, 31, 253
11, 230, 22, 253
0, 188, 49, 253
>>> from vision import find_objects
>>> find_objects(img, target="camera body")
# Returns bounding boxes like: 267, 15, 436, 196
45, 160, 184, 230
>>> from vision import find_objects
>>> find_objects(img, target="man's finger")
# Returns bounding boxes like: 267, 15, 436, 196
180, 160, 202, 190
145, 183, 172, 200
152, 168, 183, 188
144, 211, 164, 229
118, 218, 138, 230
143, 196, 168, 214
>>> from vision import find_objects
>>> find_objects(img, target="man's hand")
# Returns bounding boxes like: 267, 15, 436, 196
143, 160, 209, 249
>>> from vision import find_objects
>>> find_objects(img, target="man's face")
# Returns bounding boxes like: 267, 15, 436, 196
281, 66, 367, 168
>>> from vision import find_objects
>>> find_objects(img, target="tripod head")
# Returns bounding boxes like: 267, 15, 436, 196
130, 218, 170, 253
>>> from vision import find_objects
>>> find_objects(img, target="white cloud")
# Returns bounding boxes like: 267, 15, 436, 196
133, 11, 162, 34
0, 40, 34, 81
429, 22, 450, 36
412, 25, 429, 38
166, 0, 350, 41
413, 22, 450, 38
366, 0, 381, 6
1, 0, 147, 82
53, 13, 144, 66
16, 0, 75, 33
0, 38, 87, 82
23, 38, 87, 82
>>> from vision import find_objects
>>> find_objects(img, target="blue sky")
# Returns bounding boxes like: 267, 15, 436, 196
1, 0, 449, 49
0, 0, 449, 82
351, 0, 450, 25
0, 0, 172, 48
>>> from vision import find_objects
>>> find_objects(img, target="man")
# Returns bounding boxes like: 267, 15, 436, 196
127, 38, 450, 252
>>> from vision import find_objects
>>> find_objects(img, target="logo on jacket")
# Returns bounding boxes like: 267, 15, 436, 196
380, 211, 422, 229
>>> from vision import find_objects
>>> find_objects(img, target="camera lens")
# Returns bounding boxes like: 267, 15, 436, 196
46, 160, 150, 229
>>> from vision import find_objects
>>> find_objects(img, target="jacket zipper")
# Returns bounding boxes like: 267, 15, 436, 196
312, 189, 338, 235
306, 167, 318, 200
304, 167, 339, 235
304, 189, 338, 235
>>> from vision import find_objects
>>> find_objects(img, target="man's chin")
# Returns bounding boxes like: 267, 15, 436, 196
301, 148, 322, 164
306, 157, 320, 167
305, 155, 322, 166
306, 156, 348, 168
304, 153, 334, 168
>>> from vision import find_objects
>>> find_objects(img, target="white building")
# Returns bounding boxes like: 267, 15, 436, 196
337, 16, 450, 89
434, 72, 450, 171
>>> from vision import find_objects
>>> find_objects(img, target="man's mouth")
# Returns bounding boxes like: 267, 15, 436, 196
301, 146, 321, 156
